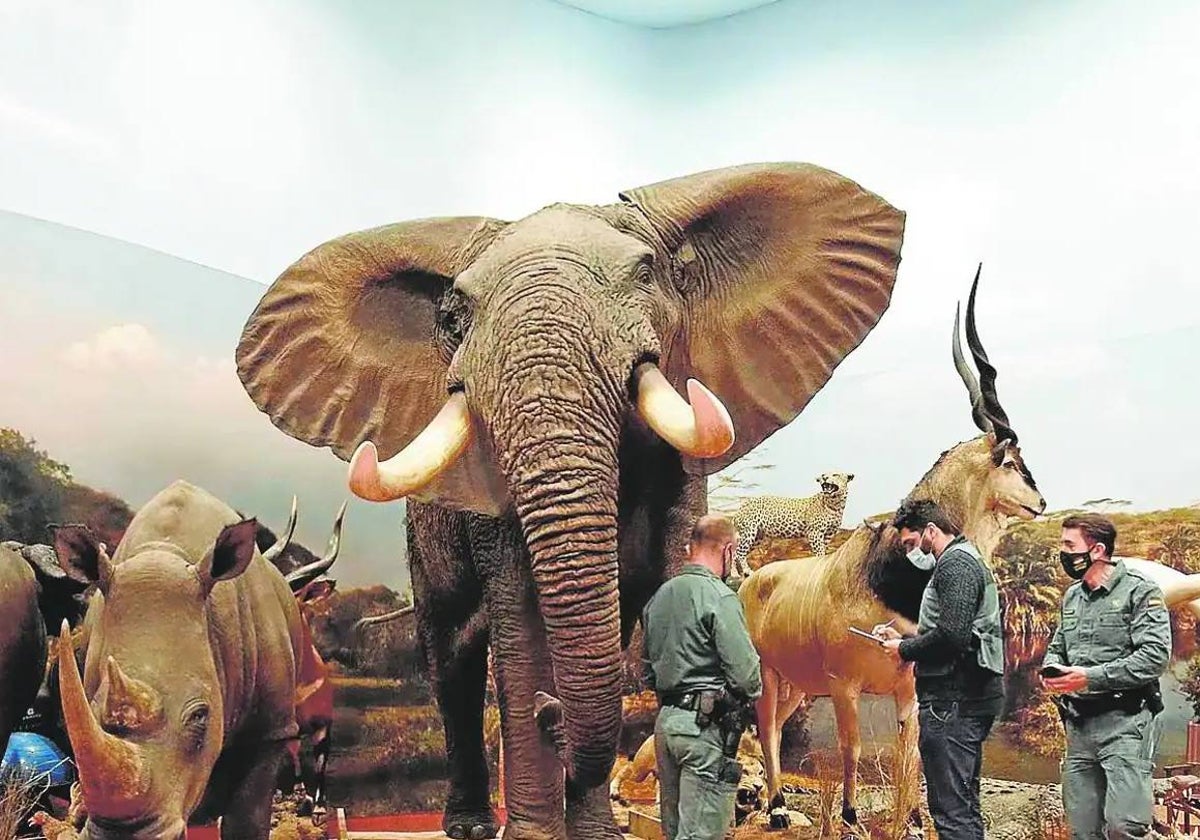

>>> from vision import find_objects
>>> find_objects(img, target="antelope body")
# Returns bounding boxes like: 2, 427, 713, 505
739, 269, 1048, 826
279, 503, 346, 818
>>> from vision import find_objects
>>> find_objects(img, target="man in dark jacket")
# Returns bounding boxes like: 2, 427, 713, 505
873, 499, 1004, 840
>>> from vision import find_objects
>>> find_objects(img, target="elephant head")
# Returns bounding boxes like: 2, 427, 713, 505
236, 162, 905, 786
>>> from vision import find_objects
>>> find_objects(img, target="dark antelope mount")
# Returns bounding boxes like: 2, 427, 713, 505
236, 161, 907, 840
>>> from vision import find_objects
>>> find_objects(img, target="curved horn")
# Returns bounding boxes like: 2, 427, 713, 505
57, 622, 150, 818
964, 264, 1018, 444
348, 392, 473, 503
634, 363, 735, 459
286, 500, 348, 591
353, 605, 415, 635
952, 302, 992, 435
262, 495, 298, 563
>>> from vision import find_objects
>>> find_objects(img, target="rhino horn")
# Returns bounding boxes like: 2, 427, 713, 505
99, 656, 164, 733
58, 622, 151, 817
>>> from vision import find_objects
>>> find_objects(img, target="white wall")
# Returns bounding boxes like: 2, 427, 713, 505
0, 0, 650, 281
3, 0, 1198, 526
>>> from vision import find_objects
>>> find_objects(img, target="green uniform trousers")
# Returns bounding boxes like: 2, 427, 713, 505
1062, 707, 1162, 840
654, 705, 741, 840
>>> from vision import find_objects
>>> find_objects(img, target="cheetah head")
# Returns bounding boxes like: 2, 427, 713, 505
816, 472, 855, 496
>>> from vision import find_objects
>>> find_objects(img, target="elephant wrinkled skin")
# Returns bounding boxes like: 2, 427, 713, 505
235, 162, 906, 840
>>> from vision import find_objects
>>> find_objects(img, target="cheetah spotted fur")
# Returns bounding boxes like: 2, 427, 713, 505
729, 472, 855, 578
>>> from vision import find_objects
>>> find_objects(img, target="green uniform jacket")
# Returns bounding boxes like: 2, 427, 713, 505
1043, 559, 1171, 695
641, 564, 763, 702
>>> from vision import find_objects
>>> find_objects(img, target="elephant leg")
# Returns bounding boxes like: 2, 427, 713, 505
830, 680, 862, 826
566, 777, 622, 840
470, 513, 567, 840
409, 504, 496, 839
220, 741, 288, 840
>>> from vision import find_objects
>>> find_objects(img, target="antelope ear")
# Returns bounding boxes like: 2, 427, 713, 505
236, 217, 512, 515
619, 162, 905, 474
991, 437, 1012, 466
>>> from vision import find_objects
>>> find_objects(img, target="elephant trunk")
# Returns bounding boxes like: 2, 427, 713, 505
492, 340, 626, 789
517, 457, 623, 789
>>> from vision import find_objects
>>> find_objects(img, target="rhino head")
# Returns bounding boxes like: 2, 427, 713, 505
52, 520, 259, 839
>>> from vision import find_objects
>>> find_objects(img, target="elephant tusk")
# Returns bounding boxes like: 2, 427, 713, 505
634, 363, 735, 459
58, 622, 151, 818
348, 391, 473, 502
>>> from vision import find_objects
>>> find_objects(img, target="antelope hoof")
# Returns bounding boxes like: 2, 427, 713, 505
768, 796, 791, 831
841, 804, 858, 825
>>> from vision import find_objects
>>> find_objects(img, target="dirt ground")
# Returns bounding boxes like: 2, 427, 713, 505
613, 773, 1067, 840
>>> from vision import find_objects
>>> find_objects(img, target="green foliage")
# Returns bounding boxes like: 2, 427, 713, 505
0, 427, 72, 542
1180, 656, 1200, 721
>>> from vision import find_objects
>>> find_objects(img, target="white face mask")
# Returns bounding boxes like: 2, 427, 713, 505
906, 527, 936, 571
907, 546, 936, 571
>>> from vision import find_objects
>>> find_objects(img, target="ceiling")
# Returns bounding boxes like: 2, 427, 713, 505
549, 0, 783, 28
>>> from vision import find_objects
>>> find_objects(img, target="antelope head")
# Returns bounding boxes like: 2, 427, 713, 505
951, 265, 1046, 523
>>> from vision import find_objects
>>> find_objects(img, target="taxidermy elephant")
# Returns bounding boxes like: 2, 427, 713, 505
235, 162, 906, 840
51, 480, 303, 840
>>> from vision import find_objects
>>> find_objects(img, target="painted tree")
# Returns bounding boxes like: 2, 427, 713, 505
0, 427, 72, 542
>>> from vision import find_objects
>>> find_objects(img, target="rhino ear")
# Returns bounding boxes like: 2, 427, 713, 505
199, 519, 258, 596
235, 217, 511, 516
619, 162, 905, 475
52, 525, 112, 592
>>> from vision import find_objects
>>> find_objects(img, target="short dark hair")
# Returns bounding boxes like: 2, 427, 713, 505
892, 499, 959, 536
1062, 513, 1117, 558
690, 514, 737, 551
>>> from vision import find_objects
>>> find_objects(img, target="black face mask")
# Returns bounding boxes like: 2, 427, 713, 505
1059, 550, 1093, 579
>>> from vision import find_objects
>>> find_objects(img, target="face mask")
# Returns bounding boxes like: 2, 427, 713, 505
907, 546, 936, 571
1059, 549, 1093, 579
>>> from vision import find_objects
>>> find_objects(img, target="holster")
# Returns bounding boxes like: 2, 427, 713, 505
694, 689, 721, 729
713, 690, 754, 758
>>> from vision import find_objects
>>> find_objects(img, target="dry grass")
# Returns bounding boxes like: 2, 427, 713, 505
1, 767, 45, 839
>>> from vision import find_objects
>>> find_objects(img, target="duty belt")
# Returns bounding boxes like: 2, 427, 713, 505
660, 689, 707, 710
1057, 684, 1162, 721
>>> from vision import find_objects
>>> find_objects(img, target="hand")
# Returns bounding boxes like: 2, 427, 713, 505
881, 638, 903, 662
873, 624, 901, 641
1042, 666, 1089, 694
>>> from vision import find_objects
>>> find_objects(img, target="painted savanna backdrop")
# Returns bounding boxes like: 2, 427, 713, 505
5, 207, 1200, 818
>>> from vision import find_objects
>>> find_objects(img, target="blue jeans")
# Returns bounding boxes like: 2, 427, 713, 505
917, 700, 995, 840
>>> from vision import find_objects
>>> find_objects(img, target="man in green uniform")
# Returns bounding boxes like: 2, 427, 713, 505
1042, 513, 1171, 840
641, 513, 763, 840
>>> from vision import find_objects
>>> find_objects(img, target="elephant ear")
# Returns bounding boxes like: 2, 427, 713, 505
236, 217, 512, 515
619, 162, 906, 474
